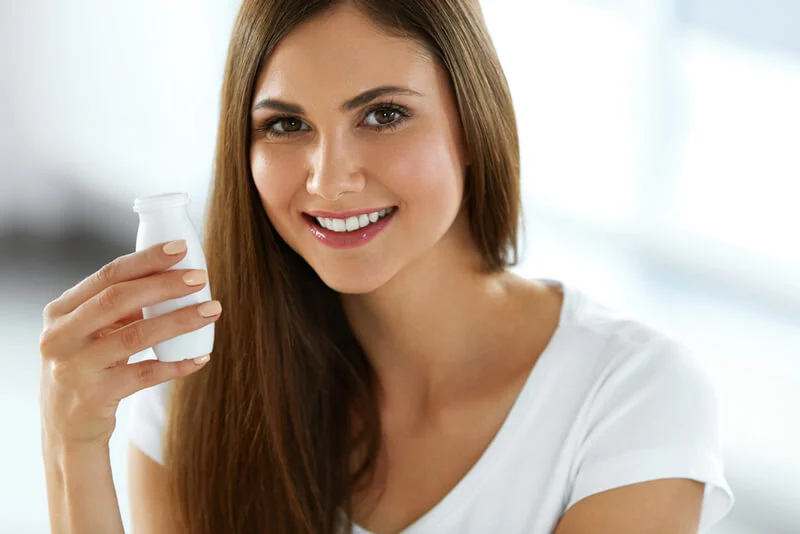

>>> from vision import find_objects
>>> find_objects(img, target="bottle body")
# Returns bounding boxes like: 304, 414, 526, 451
133, 192, 214, 362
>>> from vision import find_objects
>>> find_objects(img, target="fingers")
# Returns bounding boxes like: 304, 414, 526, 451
64, 267, 209, 348
37, 239, 220, 449
103, 353, 212, 402
44, 240, 188, 320
86, 298, 222, 370
90, 309, 145, 341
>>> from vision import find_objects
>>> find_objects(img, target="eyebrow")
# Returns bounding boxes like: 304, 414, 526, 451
251, 85, 423, 115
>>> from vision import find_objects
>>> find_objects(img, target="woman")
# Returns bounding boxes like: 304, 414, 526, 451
39, 1, 734, 533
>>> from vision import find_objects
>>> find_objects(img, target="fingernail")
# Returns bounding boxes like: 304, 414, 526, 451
193, 354, 211, 365
163, 240, 187, 255
182, 269, 208, 286
198, 300, 222, 317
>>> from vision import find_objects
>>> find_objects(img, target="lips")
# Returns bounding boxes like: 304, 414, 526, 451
302, 207, 398, 249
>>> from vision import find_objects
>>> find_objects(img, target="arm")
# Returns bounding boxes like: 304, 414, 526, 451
42, 435, 124, 534
38, 241, 219, 533
553, 478, 705, 534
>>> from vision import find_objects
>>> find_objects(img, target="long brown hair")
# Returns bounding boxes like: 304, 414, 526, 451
163, 1, 521, 532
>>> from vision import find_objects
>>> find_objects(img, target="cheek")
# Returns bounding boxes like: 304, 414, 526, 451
250, 147, 304, 215
376, 129, 464, 209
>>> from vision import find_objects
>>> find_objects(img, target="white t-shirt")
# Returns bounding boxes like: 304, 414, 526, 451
128, 279, 734, 533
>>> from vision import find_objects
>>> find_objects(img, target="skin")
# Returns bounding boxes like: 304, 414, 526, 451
249, 3, 551, 431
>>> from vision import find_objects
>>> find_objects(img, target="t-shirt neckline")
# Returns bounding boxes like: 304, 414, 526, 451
345, 278, 576, 534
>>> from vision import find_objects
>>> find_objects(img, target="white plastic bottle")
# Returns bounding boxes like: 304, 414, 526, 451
133, 192, 215, 362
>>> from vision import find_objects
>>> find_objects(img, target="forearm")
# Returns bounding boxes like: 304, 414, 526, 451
43, 433, 125, 534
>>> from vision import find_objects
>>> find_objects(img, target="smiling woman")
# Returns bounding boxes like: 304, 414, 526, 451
122, 1, 733, 534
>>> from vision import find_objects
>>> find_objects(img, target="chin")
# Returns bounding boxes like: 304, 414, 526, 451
315, 267, 393, 295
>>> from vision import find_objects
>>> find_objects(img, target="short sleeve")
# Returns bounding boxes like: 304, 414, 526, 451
127, 379, 174, 466
565, 337, 734, 533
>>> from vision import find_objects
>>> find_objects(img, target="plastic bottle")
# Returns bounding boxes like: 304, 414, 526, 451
133, 192, 214, 362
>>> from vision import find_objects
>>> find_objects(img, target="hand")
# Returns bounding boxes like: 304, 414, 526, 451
38, 240, 222, 449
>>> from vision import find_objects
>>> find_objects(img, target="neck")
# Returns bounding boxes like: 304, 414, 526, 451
340, 210, 522, 427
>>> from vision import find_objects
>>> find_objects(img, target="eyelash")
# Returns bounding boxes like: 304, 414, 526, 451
254, 101, 412, 139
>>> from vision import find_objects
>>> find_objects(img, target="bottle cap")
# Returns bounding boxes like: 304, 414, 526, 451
133, 192, 190, 213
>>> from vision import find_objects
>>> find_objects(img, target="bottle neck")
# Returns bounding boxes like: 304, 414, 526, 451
137, 207, 190, 223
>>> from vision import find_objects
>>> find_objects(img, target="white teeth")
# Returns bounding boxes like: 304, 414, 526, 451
315, 207, 395, 233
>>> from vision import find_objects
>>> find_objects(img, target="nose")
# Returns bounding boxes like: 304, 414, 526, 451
306, 138, 366, 201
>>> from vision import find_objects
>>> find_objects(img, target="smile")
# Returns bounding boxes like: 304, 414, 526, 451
302, 207, 398, 249
314, 207, 396, 232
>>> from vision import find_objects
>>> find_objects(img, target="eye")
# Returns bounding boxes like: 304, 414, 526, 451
363, 104, 411, 130
268, 117, 310, 136
365, 108, 400, 127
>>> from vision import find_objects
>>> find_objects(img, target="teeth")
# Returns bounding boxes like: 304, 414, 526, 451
316, 207, 394, 232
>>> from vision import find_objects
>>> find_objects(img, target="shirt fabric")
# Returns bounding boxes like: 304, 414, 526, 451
128, 278, 734, 533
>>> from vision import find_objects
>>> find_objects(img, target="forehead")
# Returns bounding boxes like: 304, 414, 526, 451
252, 5, 438, 105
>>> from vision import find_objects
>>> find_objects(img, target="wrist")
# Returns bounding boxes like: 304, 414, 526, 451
43, 430, 110, 469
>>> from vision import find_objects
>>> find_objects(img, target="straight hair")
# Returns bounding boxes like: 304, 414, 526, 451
163, 1, 522, 532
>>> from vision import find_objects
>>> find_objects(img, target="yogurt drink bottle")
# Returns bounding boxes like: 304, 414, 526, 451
133, 192, 215, 362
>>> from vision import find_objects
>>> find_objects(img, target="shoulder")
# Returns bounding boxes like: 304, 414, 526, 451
552, 285, 734, 533
546, 285, 724, 458
557, 284, 717, 403
514, 279, 717, 409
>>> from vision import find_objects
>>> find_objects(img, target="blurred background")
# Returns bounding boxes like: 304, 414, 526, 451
2, 0, 798, 532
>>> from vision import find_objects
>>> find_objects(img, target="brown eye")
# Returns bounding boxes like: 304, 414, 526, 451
363, 104, 410, 130
374, 110, 397, 125
278, 118, 303, 132
262, 116, 310, 137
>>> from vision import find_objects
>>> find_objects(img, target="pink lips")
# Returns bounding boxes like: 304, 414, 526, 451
304, 208, 397, 249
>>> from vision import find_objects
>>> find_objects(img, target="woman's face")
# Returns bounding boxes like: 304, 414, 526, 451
250, 3, 469, 294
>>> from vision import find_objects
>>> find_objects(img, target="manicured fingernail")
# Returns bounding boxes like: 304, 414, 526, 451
198, 300, 222, 317
193, 354, 210, 365
182, 269, 208, 286
163, 240, 187, 255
